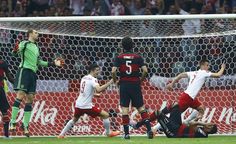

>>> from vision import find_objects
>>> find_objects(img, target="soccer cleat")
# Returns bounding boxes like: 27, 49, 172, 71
123, 134, 130, 139
107, 131, 120, 137
57, 135, 66, 139
23, 129, 30, 138
9, 123, 16, 132
147, 130, 154, 139
21, 124, 30, 138
3, 136, 12, 139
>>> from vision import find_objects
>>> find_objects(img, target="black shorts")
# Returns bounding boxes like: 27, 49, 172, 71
119, 82, 144, 108
14, 68, 37, 94
0, 87, 10, 113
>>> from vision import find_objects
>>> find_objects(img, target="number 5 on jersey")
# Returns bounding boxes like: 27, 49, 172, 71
126, 60, 132, 74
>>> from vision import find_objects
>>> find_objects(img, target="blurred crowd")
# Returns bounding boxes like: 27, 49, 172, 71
0, 0, 236, 17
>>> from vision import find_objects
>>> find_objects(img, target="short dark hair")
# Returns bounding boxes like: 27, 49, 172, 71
122, 37, 133, 51
88, 63, 99, 72
208, 124, 217, 134
199, 59, 209, 66
27, 29, 34, 36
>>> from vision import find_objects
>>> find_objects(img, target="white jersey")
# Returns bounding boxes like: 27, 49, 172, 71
184, 70, 212, 99
75, 74, 99, 109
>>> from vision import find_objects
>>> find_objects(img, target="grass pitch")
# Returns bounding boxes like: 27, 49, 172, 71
0, 136, 236, 144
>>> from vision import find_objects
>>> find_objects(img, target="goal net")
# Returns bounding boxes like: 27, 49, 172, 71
0, 15, 235, 136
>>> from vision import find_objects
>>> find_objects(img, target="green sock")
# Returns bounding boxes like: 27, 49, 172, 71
11, 107, 19, 123
23, 111, 32, 128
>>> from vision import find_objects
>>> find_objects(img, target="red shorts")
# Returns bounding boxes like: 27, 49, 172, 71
178, 92, 202, 112
74, 106, 102, 118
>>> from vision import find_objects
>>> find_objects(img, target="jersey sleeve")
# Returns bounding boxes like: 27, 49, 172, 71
113, 56, 119, 67
92, 78, 99, 88
203, 70, 212, 77
186, 71, 194, 78
38, 59, 48, 67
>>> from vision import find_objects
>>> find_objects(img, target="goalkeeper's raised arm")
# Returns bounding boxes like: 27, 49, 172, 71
9, 29, 64, 137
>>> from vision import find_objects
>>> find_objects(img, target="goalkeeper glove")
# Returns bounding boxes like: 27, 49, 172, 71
12, 40, 19, 54
54, 58, 65, 67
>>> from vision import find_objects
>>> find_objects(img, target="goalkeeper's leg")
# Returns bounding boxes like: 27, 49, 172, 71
10, 91, 25, 131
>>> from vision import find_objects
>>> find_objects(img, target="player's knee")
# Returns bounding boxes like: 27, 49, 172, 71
24, 103, 32, 111
26, 94, 34, 103
121, 107, 129, 115
103, 113, 109, 119
73, 117, 79, 122
16, 91, 26, 99
100, 110, 109, 119
137, 106, 145, 113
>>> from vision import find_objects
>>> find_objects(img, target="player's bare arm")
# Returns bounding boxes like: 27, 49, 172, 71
140, 65, 148, 82
210, 63, 226, 78
111, 67, 117, 83
95, 79, 113, 93
166, 72, 188, 90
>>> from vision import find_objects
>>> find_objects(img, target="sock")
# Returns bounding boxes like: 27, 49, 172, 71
2, 113, 10, 137
152, 123, 162, 132
60, 119, 75, 136
141, 111, 151, 132
23, 103, 32, 128
3, 122, 9, 137
135, 120, 145, 129
10, 98, 22, 123
183, 109, 198, 124
103, 118, 110, 135
122, 115, 129, 135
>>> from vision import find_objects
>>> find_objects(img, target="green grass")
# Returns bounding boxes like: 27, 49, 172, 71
0, 136, 236, 144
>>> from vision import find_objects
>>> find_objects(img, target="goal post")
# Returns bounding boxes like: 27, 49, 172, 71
0, 14, 235, 136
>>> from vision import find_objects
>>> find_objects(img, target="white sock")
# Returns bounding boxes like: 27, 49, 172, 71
103, 118, 110, 135
152, 123, 162, 131
183, 110, 198, 124
59, 119, 75, 136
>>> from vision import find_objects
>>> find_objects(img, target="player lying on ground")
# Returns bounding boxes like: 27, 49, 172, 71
132, 103, 217, 138
58, 63, 120, 138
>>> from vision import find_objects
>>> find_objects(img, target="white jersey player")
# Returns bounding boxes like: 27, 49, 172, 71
58, 63, 120, 138
152, 59, 225, 134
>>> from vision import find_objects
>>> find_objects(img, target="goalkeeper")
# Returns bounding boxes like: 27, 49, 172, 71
9, 29, 64, 137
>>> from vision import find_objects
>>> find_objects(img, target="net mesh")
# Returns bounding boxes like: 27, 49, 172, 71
0, 16, 235, 136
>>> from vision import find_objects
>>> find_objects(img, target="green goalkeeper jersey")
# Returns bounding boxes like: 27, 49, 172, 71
16, 40, 48, 73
